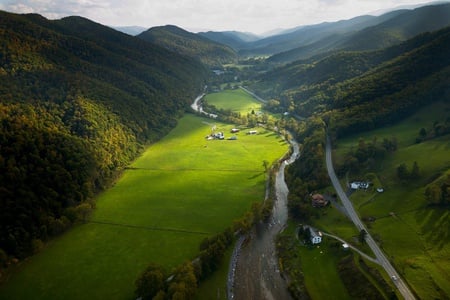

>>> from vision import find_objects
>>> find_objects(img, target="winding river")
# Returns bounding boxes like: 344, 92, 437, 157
230, 138, 299, 300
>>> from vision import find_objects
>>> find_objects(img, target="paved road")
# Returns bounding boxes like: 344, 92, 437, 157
326, 135, 416, 300
320, 232, 379, 265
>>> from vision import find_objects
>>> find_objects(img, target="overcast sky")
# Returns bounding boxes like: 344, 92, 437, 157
0, 0, 447, 34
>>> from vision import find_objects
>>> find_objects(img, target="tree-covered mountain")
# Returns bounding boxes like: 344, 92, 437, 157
138, 25, 238, 67
268, 3, 450, 63
0, 11, 207, 258
197, 30, 260, 51
255, 25, 450, 138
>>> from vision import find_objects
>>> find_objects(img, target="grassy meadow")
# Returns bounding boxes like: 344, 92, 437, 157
332, 101, 450, 299
0, 109, 288, 299
204, 88, 262, 115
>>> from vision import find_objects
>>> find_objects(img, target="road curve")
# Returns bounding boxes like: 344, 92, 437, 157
325, 135, 416, 300
320, 232, 379, 265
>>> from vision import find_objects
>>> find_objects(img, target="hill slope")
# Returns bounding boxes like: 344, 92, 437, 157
138, 25, 237, 66
269, 3, 450, 62
255, 26, 450, 136
0, 11, 207, 258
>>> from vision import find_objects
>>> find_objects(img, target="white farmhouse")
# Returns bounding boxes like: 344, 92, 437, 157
309, 227, 322, 244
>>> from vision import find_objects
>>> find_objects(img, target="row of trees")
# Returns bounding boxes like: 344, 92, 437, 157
135, 228, 234, 300
285, 117, 329, 222
337, 136, 398, 175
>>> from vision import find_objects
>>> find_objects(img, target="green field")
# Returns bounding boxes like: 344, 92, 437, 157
333, 101, 450, 299
205, 88, 262, 114
0, 113, 288, 300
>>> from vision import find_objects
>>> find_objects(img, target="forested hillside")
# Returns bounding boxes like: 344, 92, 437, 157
138, 25, 237, 67
256, 26, 450, 137
0, 11, 207, 259
268, 3, 450, 63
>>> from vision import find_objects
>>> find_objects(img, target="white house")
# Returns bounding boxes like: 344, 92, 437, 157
309, 227, 322, 244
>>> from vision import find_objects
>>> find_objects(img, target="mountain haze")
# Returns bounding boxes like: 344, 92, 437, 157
269, 3, 450, 62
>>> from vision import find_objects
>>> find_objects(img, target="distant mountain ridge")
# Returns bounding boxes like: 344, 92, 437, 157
186, 3, 450, 61
138, 25, 237, 66
197, 31, 260, 51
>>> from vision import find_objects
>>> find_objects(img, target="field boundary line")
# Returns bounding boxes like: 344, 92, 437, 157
125, 167, 262, 173
89, 220, 211, 235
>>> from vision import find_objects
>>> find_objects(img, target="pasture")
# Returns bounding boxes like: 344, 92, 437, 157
332, 101, 450, 299
0, 113, 288, 300
204, 88, 262, 114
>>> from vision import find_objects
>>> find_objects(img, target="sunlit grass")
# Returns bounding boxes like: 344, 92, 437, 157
205, 89, 262, 114
332, 101, 450, 299
0, 113, 288, 300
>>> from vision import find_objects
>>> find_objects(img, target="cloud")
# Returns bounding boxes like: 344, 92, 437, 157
0, 0, 445, 33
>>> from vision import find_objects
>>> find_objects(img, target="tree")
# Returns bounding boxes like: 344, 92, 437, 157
75, 202, 93, 222
419, 127, 427, 138
135, 263, 166, 300
397, 163, 409, 180
359, 229, 367, 244
410, 161, 420, 179
425, 184, 442, 205
168, 261, 198, 300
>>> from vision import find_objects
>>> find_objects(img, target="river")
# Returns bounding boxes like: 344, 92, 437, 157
230, 138, 299, 300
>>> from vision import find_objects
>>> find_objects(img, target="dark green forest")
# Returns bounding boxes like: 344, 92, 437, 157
138, 25, 237, 67
0, 11, 207, 258
256, 26, 450, 138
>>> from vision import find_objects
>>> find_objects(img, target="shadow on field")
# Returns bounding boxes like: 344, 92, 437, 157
415, 207, 449, 250
248, 171, 265, 179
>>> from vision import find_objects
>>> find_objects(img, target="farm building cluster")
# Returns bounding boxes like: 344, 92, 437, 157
205, 127, 258, 141
350, 181, 370, 190
350, 181, 384, 193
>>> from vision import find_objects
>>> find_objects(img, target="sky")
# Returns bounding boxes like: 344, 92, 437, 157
0, 0, 447, 34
